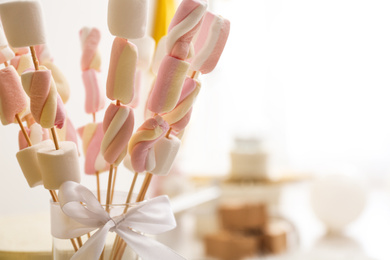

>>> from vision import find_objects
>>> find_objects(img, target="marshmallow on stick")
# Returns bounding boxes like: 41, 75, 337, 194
56, 117, 78, 148
147, 0, 207, 114
80, 27, 101, 72
82, 69, 105, 114
128, 115, 169, 173
151, 135, 181, 176
101, 103, 135, 166
106, 37, 138, 105
78, 122, 110, 175
10, 54, 34, 75
191, 11, 230, 74
0, 24, 15, 64
18, 123, 49, 150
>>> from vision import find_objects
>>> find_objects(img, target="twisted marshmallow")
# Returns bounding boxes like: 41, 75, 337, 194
10, 54, 34, 75
162, 77, 200, 132
82, 69, 105, 114
56, 117, 78, 148
166, 0, 207, 60
78, 122, 109, 175
21, 66, 66, 129
128, 115, 169, 173
80, 27, 101, 71
0, 65, 28, 125
101, 103, 135, 166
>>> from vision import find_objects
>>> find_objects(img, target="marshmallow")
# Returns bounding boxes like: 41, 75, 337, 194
106, 37, 138, 104
151, 35, 167, 75
162, 77, 200, 131
129, 70, 142, 108
34, 44, 52, 63
10, 54, 34, 75
130, 36, 155, 71
43, 61, 70, 104
0, 65, 28, 125
0, 47, 15, 64
128, 115, 169, 173
37, 141, 81, 190
21, 67, 65, 129
12, 47, 30, 56
82, 69, 105, 114
107, 0, 148, 39
147, 55, 190, 113
78, 122, 110, 175
101, 103, 135, 165
151, 135, 181, 176
16, 139, 53, 188
191, 11, 230, 74
166, 0, 207, 60
18, 123, 49, 150
0, 0, 46, 47
0, 24, 7, 48
80, 27, 101, 71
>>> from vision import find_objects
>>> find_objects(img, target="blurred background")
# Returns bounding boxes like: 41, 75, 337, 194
1, 0, 390, 259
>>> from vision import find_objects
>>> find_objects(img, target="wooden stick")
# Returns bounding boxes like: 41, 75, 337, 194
3, 61, 8, 67
106, 165, 114, 212
93, 113, 96, 123
76, 237, 83, 248
30, 46, 39, 70
136, 173, 153, 202
110, 167, 118, 204
15, 114, 32, 147
165, 127, 172, 138
96, 171, 101, 203
50, 127, 60, 150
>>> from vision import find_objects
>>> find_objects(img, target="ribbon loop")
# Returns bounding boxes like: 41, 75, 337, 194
52, 181, 185, 260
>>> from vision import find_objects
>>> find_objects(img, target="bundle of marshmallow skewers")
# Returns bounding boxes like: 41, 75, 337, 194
0, 0, 230, 259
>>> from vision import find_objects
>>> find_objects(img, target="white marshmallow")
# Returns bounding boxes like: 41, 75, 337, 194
145, 146, 156, 172
151, 36, 167, 75
130, 36, 155, 70
16, 139, 53, 188
37, 141, 81, 190
0, 0, 46, 48
107, 0, 148, 39
151, 136, 181, 176
29, 123, 44, 144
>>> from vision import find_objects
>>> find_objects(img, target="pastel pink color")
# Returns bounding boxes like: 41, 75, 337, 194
130, 116, 169, 173
12, 47, 29, 56
10, 54, 34, 74
106, 37, 137, 104
167, 0, 207, 60
191, 11, 230, 74
18, 125, 50, 150
170, 108, 192, 132
26, 70, 50, 124
84, 123, 108, 175
80, 27, 101, 71
102, 103, 135, 164
129, 70, 142, 108
0, 66, 28, 125
55, 94, 66, 129
82, 69, 105, 114
65, 117, 78, 147
147, 55, 189, 114
0, 47, 15, 63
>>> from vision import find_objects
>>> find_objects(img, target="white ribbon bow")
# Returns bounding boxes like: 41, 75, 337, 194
51, 181, 186, 260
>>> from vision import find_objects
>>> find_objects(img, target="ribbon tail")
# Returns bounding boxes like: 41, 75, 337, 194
71, 222, 112, 260
116, 228, 186, 260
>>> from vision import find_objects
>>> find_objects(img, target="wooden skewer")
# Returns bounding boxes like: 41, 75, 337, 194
106, 165, 114, 212
136, 172, 153, 202
165, 127, 172, 138
96, 171, 101, 203
3, 61, 8, 67
76, 237, 83, 248
92, 112, 96, 123
15, 114, 32, 147
110, 167, 118, 204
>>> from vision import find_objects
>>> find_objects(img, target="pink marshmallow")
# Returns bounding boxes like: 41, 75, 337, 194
147, 55, 190, 114
170, 108, 193, 132
106, 37, 137, 105
18, 124, 50, 150
82, 69, 105, 114
102, 103, 135, 165
191, 11, 230, 74
80, 27, 101, 71
0, 65, 28, 125
166, 0, 207, 60
64, 117, 78, 147
55, 94, 66, 129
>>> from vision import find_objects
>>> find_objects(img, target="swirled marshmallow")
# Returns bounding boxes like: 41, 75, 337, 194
151, 135, 181, 176
147, 55, 190, 114
101, 103, 135, 165
106, 37, 138, 104
21, 67, 65, 129
0, 0, 46, 47
82, 69, 105, 114
43, 61, 70, 104
0, 65, 28, 125
56, 117, 79, 149
107, 0, 148, 39
10, 54, 34, 75
34, 44, 52, 63
162, 77, 200, 131
128, 115, 169, 173
166, 0, 207, 60
191, 11, 230, 74
80, 27, 101, 71
78, 122, 109, 175
16, 139, 53, 188
37, 141, 81, 190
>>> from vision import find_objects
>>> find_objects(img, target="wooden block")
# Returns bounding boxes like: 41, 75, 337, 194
263, 220, 289, 254
219, 203, 267, 231
204, 232, 258, 260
